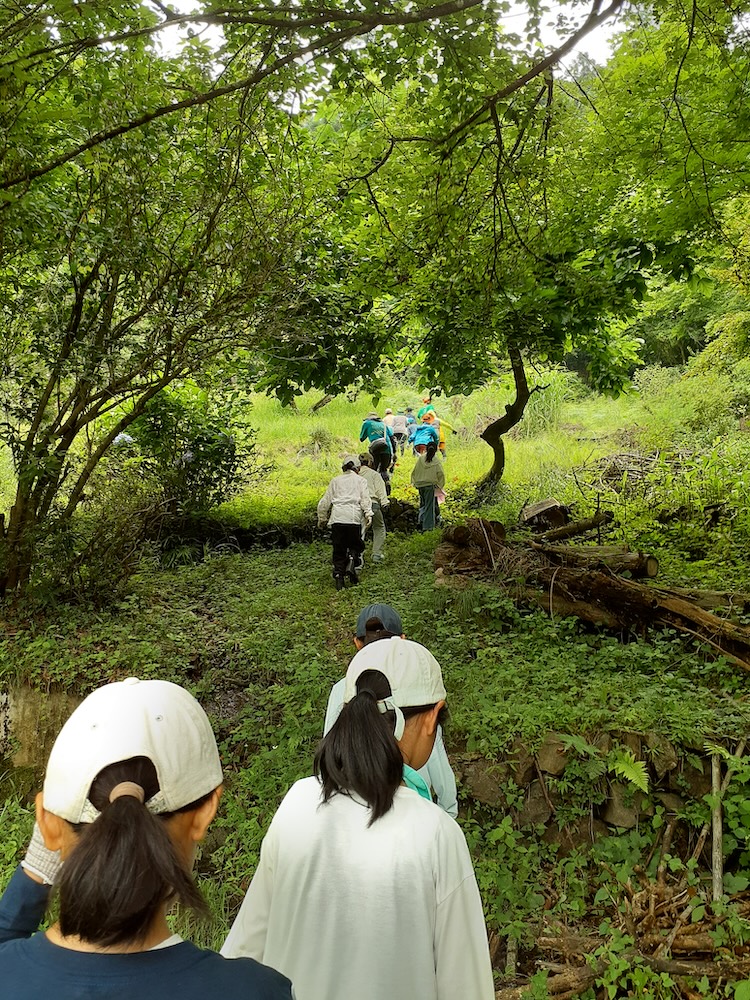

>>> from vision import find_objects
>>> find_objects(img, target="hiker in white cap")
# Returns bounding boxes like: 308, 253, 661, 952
0, 677, 292, 1000
323, 603, 458, 817
317, 454, 372, 589
222, 640, 494, 1000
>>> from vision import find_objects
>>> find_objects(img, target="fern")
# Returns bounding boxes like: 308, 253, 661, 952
609, 749, 649, 794
560, 733, 601, 758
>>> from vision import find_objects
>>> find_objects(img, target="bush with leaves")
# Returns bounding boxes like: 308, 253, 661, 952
128, 383, 260, 514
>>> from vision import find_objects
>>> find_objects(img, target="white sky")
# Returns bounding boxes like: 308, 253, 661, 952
154, 0, 619, 80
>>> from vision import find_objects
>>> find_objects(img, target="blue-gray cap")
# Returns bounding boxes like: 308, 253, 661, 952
355, 603, 403, 639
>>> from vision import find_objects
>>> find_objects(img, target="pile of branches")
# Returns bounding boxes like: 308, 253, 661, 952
495, 788, 750, 999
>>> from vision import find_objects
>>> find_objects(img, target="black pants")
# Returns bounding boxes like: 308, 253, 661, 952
330, 523, 365, 578
369, 440, 392, 493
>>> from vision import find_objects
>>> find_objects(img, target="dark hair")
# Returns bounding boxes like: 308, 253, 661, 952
424, 441, 438, 463
315, 670, 402, 824
362, 617, 398, 645
57, 756, 209, 946
315, 671, 443, 824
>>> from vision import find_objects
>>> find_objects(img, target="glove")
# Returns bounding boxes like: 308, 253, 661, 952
21, 822, 62, 885
365, 517, 373, 530
452, 429, 457, 435
317, 519, 327, 529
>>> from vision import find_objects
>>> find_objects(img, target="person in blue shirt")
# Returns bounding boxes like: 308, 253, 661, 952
0, 677, 292, 1000
410, 418, 440, 452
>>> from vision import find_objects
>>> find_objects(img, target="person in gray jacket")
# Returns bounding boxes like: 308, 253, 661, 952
358, 453, 389, 563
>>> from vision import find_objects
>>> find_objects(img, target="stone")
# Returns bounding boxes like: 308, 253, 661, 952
601, 783, 653, 829
669, 758, 711, 799
0, 685, 81, 769
462, 759, 509, 809
655, 792, 686, 813
507, 738, 536, 786
536, 732, 569, 776
645, 732, 678, 779
621, 732, 643, 758
518, 780, 552, 827
543, 816, 610, 854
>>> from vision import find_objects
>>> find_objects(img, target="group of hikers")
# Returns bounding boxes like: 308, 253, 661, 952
0, 604, 495, 1000
317, 398, 454, 589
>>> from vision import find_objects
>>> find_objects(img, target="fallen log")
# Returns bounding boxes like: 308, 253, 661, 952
435, 520, 750, 669
530, 568, 750, 670
539, 511, 614, 542
657, 586, 750, 612
532, 542, 659, 579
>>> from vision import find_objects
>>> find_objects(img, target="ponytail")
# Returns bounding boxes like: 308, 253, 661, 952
425, 441, 438, 463
57, 757, 207, 946
315, 670, 402, 824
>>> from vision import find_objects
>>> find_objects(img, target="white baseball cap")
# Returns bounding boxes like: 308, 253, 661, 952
43, 677, 223, 824
343, 638, 446, 708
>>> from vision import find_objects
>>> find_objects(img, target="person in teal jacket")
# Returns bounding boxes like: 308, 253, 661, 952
358, 412, 395, 490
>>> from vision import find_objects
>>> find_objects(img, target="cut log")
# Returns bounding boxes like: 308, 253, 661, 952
539, 511, 614, 542
532, 542, 659, 579
435, 520, 750, 671
520, 498, 571, 531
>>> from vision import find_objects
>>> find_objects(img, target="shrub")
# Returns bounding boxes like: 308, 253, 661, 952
128, 382, 260, 514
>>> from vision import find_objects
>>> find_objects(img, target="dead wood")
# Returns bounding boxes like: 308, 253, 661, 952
539, 511, 614, 542
532, 541, 659, 578
530, 569, 750, 670
657, 586, 750, 612
435, 519, 750, 669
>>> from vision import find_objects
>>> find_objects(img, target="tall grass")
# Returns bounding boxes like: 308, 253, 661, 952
219, 377, 647, 525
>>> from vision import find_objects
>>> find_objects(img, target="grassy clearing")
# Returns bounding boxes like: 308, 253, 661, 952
218, 377, 640, 528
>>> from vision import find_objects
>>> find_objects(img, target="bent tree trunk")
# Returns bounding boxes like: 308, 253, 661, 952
479, 347, 531, 487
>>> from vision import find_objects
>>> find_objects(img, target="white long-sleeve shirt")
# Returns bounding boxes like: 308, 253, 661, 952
358, 466, 389, 508
323, 677, 457, 818
221, 777, 493, 1000
317, 470, 372, 526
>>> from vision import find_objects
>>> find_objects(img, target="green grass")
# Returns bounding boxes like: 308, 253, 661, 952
217, 378, 643, 527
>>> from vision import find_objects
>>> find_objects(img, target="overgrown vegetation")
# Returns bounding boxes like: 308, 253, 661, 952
2, 355, 750, 995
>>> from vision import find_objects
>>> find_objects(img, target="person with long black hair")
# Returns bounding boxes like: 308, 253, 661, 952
222, 640, 493, 1000
0, 677, 292, 1000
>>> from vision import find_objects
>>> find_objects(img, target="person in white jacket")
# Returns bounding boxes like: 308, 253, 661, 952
222, 639, 494, 1000
317, 455, 372, 590
323, 603, 458, 818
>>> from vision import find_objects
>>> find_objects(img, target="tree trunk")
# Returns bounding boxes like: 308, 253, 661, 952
479, 347, 530, 487
311, 393, 333, 412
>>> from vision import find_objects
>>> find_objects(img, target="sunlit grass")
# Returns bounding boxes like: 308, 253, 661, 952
0, 446, 15, 514
223, 381, 643, 526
